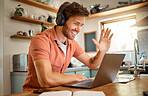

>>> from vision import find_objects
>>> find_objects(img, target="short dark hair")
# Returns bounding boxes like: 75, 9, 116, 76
60, 2, 89, 20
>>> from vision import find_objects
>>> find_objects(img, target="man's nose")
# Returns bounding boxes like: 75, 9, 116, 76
76, 25, 81, 32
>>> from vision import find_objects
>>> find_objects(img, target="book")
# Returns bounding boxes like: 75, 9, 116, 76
39, 90, 106, 96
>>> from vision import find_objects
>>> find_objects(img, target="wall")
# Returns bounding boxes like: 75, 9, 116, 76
138, 28, 148, 59
136, 6, 148, 58
0, 0, 4, 95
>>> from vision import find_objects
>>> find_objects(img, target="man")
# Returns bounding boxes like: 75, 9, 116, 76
23, 2, 113, 91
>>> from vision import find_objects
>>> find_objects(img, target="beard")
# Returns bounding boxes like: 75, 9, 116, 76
62, 24, 76, 40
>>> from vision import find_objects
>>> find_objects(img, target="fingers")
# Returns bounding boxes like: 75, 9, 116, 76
104, 28, 109, 38
101, 28, 112, 39
109, 33, 113, 40
104, 28, 110, 38
75, 74, 88, 81
100, 29, 104, 38
92, 38, 99, 46
106, 29, 111, 38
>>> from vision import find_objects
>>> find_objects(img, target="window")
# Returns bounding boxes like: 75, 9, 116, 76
101, 15, 137, 52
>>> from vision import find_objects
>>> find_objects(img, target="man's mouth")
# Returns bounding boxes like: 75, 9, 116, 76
71, 31, 77, 36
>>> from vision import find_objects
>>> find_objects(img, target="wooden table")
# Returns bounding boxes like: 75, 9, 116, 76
8, 75, 148, 96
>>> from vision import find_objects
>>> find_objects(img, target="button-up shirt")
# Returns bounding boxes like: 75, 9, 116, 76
23, 26, 84, 91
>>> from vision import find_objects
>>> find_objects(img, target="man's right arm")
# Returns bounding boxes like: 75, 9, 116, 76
34, 59, 87, 88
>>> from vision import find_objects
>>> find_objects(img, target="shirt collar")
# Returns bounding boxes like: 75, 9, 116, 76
50, 26, 72, 45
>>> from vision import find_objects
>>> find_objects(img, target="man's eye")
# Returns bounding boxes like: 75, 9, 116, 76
81, 24, 84, 27
74, 22, 78, 25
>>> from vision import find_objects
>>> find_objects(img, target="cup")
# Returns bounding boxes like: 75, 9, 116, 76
28, 15, 34, 19
34, 15, 38, 20
38, 16, 43, 21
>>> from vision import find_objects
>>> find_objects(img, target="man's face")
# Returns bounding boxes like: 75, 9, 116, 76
62, 16, 85, 40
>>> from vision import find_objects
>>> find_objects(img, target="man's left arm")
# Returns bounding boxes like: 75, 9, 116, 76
75, 28, 113, 69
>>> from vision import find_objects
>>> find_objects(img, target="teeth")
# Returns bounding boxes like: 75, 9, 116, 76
72, 32, 77, 35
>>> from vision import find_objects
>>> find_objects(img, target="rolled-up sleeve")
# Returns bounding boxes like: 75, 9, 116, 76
29, 36, 50, 61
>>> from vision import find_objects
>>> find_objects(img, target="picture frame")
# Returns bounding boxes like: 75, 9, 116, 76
84, 31, 97, 53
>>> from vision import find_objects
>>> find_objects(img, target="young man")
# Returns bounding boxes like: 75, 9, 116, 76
23, 2, 113, 91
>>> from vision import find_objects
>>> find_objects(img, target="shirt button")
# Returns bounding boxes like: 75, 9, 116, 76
64, 57, 65, 59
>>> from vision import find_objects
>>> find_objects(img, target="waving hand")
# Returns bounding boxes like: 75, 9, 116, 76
92, 28, 113, 53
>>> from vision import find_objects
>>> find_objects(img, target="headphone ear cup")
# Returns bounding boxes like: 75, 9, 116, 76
56, 13, 66, 26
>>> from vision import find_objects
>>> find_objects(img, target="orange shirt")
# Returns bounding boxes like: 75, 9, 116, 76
23, 26, 84, 91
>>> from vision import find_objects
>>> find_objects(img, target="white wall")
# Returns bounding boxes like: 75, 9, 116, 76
0, 0, 4, 95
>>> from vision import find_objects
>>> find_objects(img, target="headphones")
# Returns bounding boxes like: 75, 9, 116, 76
56, 2, 71, 26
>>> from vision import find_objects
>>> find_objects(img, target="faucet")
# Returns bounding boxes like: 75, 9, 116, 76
128, 39, 145, 77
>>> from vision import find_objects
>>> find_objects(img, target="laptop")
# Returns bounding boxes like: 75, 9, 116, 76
63, 54, 127, 88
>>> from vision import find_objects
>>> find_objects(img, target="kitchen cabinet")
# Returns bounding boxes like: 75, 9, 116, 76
11, 68, 91, 94
11, 72, 27, 94
76, 70, 90, 78
64, 72, 75, 74
90, 69, 98, 78
65, 69, 91, 78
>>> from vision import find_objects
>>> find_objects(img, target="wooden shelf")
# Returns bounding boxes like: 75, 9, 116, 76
10, 35, 33, 39
87, 1, 148, 19
11, 16, 55, 26
15, 0, 58, 13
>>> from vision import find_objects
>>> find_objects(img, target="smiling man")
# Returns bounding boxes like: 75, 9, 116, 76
23, 2, 113, 91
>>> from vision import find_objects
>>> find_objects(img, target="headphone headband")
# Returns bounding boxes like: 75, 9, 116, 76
56, 2, 71, 26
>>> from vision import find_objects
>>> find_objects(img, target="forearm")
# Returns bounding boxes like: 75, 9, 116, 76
37, 71, 87, 88
34, 59, 87, 88
44, 72, 84, 87
89, 51, 106, 69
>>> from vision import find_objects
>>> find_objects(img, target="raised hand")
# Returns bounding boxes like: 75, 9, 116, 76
92, 28, 113, 53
